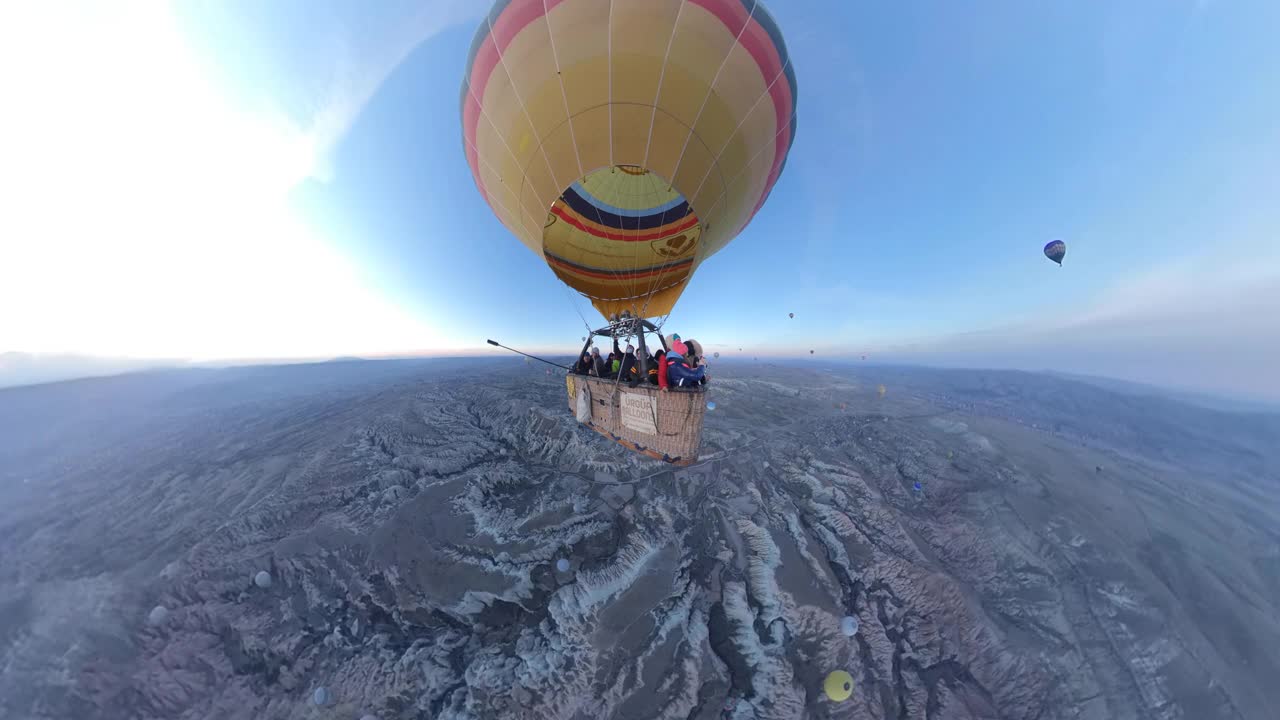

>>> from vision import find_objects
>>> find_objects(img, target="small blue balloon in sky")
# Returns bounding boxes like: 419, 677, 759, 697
1044, 239, 1067, 265
556, 558, 570, 573
312, 687, 330, 706
706, 401, 717, 411
913, 482, 923, 492
254, 570, 272, 589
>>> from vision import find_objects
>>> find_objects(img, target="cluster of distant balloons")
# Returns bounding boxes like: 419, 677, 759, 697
149, 567, 379, 717
822, 614, 862, 701
150, 569, 274, 628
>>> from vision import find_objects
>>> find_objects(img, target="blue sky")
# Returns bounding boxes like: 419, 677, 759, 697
2, 1, 1278, 399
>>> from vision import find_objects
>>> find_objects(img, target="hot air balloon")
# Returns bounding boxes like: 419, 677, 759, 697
148, 605, 169, 626
463, 0, 797, 466
877, 384, 887, 398
824, 671, 854, 702
840, 615, 859, 637
789, 312, 795, 319
1044, 240, 1066, 265
312, 687, 331, 706
714, 352, 720, 359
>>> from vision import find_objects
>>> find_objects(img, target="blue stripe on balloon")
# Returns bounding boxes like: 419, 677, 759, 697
568, 182, 688, 218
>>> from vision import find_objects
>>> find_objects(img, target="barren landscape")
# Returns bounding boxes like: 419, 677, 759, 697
2, 358, 1278, 719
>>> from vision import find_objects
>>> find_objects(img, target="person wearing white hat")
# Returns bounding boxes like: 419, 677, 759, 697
617, 342, 641, 386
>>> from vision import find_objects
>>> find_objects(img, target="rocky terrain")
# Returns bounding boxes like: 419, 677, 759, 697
2, 358, 1278, 719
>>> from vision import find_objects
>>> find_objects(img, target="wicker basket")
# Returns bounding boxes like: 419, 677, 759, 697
566, 374, 705, 464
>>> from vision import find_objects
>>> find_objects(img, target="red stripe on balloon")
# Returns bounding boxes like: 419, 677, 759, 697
686, 0, 792, 222
465, 0, 570, 198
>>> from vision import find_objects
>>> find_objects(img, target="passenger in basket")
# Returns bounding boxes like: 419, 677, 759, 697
648, 349, 666, 387
665, 340, 707, 388
590, 346, 608, 377
683, 338, 708, 386
618, 343, 641, 386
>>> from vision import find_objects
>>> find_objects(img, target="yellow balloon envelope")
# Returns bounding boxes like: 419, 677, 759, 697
824, 670, 854, 702
462, 0, 798, 318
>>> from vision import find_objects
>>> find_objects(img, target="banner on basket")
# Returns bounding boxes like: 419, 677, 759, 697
619, 391, 658, 435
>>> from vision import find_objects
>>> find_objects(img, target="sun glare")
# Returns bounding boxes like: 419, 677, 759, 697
0, 2, 447, 360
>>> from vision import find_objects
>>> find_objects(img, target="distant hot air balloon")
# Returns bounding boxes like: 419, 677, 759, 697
810, 349, 815, 355
824, 671, 854, 702
877, 384, 887, 398
841, 615, 859, 637
1044, 240, 1067, 265
148, 605, 169, 626
789, 312, 795, 319
714, 352, 720, 359
462, 0, 797, 320
861, 354, 867, 361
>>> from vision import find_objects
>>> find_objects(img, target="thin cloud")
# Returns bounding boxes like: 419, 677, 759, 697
176, 0, 484, 186
874, 245, 1280, 401
302, 1, 483, 182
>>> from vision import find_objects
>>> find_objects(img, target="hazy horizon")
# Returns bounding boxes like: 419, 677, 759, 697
4, 349, 1277, 410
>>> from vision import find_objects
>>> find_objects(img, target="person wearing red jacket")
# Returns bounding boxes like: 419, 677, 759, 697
645, 349, 668, 388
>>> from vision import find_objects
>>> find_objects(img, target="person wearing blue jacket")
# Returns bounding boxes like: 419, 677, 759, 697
665, 348, 707, 388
